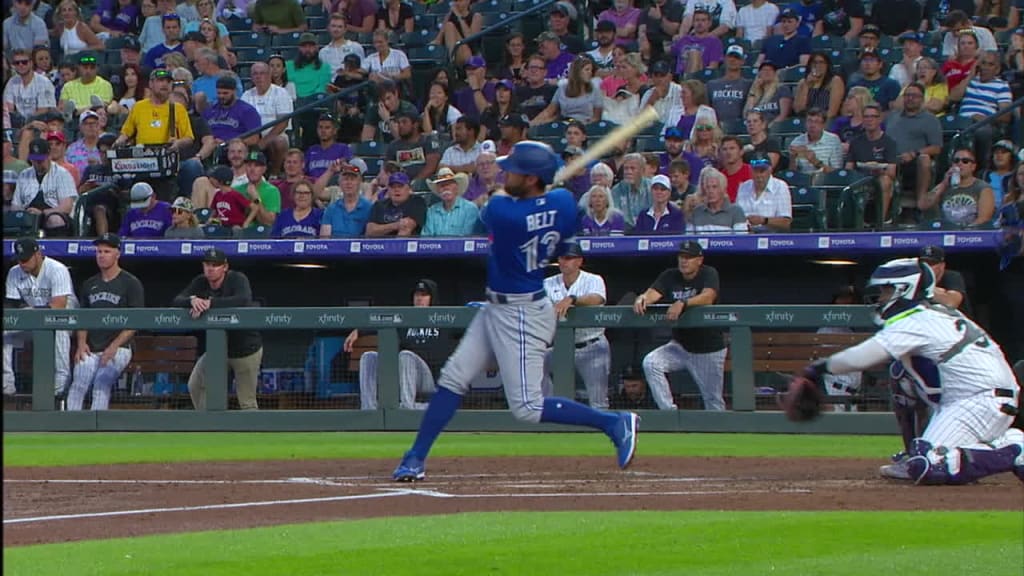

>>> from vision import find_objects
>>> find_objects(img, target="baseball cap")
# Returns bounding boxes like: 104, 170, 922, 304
3, 169, 18, 185
919, 245, 945, 263
778, 7, 799, 20
499, 113, 530, 128
27, 139, 50, 161
480, 139, 496, 155
898, 31, 923, 44
79, 110, 100, 123
183, 31, 206, 43
651, 174, 671, 190
758, 59, 779, 70
664, 126, 685, 140
130, 182, 155, 208
1014, 26, 1024, 36
725, 45, 745, 59
859, 48, 882, 61
13, 238, 39, 263
317, 112, 338, 124
561, 243, 584, 259
562, 145, 585, 158
207, 165, 234, 185
36, 110, 64, 123
298, 32, 318, 45
389, 172, 411, 186
246, 150, 267, 165
45, 131, 65, 144
649, 59, 671, 75
171, 196, 194, 212
859, 24, 881, 37
595, 19, 615, 32
122, 35, 141, 51
394, 109, 419, 122
77, 52, 98, 66
464, 55, 486, 69
550, 1, 577, 19
413, 278, 436, 294
343, 53, 361, 68
162, 12, 181, 21
98, 132, 118, 147
216, 74, 237, 90
495, 78, 514, 91
615, 87, 633, 99
340, 163, 362, 177
993, 140, 1017, 154
93, 233, 121, 249
537, 31, 560, 44
202, 248, 228, 265
150, 68, 172, 81
678, 240, 704, 257
749, 153, 772, 169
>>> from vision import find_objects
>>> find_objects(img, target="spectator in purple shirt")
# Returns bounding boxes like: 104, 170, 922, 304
453, 56, 496, 120
91, 0, 141, 37
120, 182, 172, 237
658, 127, 704, 186
579, 185, 627, 236
203, 74, 261, 147
305, 113, 353, 180
271, 179, 322, 238
671, 8, 724, 75
633, 175, 685, 233
538, 32, 574, 80
598, 0, 643, 47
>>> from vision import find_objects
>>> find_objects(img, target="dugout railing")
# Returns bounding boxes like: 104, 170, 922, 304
2, 305, 900, 434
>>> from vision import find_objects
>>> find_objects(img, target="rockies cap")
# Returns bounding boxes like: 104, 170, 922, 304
98, 132, 118, 147
216, 74, 237, 90
778, 7, 799, 20
388, 172, 411, 186
993, 139, 1017, 154
664, 126, 685, 140
245, 150, 268, 165
898, 31, 924, 44
649, 59, 671, 75
464, 55, 486, 70
27, 138, 50, 161
93, 233, 121, 249
79, 110, 100, 123
343, 53, 362, 68
499, 113, 530, 128
919, 245, 945, 263
413, 278, 436, 294
298, 32, 319, 45
495, 78, 515, 91
130, 182, 155, 209
202, 248, 228, 265
122, 35, 141, 51
13, 237, 40, 263
650, 174, 672, 190
859, 24, 881, 38
678, 240, 704, 257
595, 19, 615, 32
561, 243, 584, 259
207, 165, 234, 185
725, 44, 745, 59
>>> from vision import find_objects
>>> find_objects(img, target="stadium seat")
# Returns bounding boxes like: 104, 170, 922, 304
790, 187, 827, 232
724, 37, 751, 51
102, 49, 121, 66
769, 117, 805, 138
308, 16, 327, 31
235, 47, 268, 64
428, 1, 451, 14
232, 32, 266, 48
513, 0, 545, 10
242, 225, 271, 238
303, 3, 324, 17
195, 208, 212, 224
225, 17, 254, 32
685, 68, 720, 82
635, 135, 664, 152
479, 12, 519, 34
411, 179, 431, 193
202, 224, 235, 238
779, 66, 805, 83
878, 47, 902, 64
407, 44, 448, 66
414, 14, 439, 32
4, 211, 40, 237
585, 121, 614, 139
721, 118, 746, 136
400, 30, 431, 48
354, 140, 384, 157
939, 114, 972, 137
272, 32, 304, 48
472, 0, 513, 13
776, 170, 813, 189
363, 158, 384, 177
811, 35, 844, 51
528, 121, 568, 139
105, 35, 126, 50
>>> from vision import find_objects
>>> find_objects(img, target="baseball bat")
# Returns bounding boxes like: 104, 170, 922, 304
551, 106, 662, 186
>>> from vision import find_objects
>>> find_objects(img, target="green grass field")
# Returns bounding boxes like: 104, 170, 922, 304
4, 433, 1023, 576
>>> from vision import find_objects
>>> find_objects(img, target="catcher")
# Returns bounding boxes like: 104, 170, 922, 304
781, 258, 1023, 485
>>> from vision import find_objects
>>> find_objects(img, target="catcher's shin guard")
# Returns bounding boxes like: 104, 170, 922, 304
908, 432, 1024, 485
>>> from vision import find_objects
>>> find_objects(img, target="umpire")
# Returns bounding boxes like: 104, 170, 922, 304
171, 249, 263, 410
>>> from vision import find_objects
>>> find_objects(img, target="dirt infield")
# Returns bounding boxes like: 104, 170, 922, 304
4, 457, 1022, 547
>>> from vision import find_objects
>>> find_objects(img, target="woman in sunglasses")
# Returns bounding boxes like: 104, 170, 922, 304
685, 111, 723, 171
165, 196, 205, 238
918, 148, 996, 226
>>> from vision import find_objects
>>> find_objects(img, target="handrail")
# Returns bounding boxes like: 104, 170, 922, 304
948, 95, 1024, 159
233, 81, 372, 144
454, 0, 558, 49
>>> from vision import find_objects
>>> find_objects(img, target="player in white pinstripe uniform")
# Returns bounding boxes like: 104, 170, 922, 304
4, 238, 77, 396
802, 258, 1023, 485
66, 234, 145, 411
540, 243, 611, 409
634, 241, 728, 411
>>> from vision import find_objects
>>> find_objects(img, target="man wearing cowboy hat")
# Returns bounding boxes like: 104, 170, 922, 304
422, 167, 481, 237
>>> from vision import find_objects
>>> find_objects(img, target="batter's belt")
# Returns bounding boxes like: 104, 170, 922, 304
485, 289, 546, 305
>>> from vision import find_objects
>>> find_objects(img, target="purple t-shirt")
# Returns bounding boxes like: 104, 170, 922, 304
453, 82, 497, 120
546, 51, 575, 80
464, 173, 504, 203
98, 0, 140, 33
271, 208, 322, 238
120, 201, 172, 237
659, 150, 703, 185
633, 203, 685, 234
579, 211, 626, 236
305, 143, 354, 179
346, 0, 378, 29
598, 8, 642, 46
671, 35, 724, 74
203, 99, 262, 142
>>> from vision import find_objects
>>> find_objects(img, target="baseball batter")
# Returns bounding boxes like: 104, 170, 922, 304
802, 258, 1023, 485
634, 241, 728, 411
4, 238, 77, 396
392, 141, 639, 482
66, 234, 145, 411
541, 243, 611, 409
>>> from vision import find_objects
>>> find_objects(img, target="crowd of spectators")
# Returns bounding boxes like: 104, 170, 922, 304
3, 0, 1023, 240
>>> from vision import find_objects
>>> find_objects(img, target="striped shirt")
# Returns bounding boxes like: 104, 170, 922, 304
735, 2, 779, 42
12, 164, 77, 211
3, 73, 56, 119
422, 197, 481, 237
439, 142, 482, 170
688, 203, 749, 233
789, 131, 844, 174
736, 176, 792, 219
6, 256, 77, 309
957, 77, 1012, 119
543, 269, 607, 343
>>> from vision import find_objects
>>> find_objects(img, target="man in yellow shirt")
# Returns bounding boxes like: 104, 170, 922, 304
114, 68, 194, 199
59, 52, 114, 117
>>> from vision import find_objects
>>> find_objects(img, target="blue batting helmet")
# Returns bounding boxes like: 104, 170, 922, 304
497, 140, 563, 185
864, 258, 935, 320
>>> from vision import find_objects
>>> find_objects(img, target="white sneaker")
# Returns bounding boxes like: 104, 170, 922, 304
879, 460, 913, 480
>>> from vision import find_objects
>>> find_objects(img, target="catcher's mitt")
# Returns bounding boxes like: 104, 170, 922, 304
780, 375, 824, 422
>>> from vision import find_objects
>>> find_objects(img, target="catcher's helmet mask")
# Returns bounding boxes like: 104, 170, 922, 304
864, 258, 936, 322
